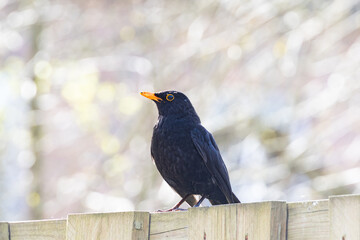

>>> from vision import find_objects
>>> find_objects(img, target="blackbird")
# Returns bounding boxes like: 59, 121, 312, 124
141, 90, 240, 211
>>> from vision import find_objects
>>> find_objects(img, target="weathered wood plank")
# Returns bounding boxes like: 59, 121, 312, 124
0, 222, 9, 240
9, 219, 66, 240
330, 194, 360, 240
269, 201, 287, 240
188, 201, 286, 240
188, 204, 237, 240
149, 211, 188, 240
66, 211, 150, 240
287, 200, 329, 240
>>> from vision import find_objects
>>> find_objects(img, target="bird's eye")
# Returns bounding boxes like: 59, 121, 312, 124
166, 94, 174, 101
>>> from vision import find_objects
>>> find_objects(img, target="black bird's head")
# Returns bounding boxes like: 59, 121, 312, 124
141, 90, 200, 122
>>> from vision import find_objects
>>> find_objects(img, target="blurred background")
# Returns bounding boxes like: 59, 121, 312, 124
1, 0, 360, 221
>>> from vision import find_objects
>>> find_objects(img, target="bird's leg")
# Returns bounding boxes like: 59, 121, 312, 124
157, 194, 190, 212
171, 194, 190, 210
194, 196, 206, 207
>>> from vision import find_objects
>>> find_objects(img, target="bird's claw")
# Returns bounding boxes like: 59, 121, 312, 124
156, 207, 187, 212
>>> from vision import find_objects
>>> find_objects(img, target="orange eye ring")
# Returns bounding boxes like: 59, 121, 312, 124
166, 94, 174, 101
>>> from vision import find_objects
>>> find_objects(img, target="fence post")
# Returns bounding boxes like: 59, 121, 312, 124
330, 194, 360, 240
66, 211, 150, 240
0, 222, 9, 240
188, 201, 286, 240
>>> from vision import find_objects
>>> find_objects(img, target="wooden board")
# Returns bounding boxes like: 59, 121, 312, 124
287, 200, 329, 240
9, 219, 66, 240
330, 194, 360, 240
66, 211, 149, 240
0, 222, 9, 240
149, 211, 188, 240
188, 202, 286, 240
188, 204, 237, 240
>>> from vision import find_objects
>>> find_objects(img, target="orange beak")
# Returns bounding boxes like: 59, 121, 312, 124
140, 92, 162, 102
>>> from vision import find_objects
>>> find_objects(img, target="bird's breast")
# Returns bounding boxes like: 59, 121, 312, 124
150, 121, 221, 195
151, 121, 200, 175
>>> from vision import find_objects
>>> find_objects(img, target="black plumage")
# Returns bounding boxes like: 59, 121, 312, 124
141, 90, 240, 210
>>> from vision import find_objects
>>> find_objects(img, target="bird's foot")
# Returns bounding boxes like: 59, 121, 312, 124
156, 207, 187, 212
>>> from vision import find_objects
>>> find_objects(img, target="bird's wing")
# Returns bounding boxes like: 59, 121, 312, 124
191, 126, 234, 203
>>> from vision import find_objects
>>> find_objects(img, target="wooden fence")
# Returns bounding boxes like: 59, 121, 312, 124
0, 194, 359, 240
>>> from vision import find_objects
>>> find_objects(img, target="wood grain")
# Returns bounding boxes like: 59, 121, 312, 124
188, 201, 286, 240
287, 200, 329, 240
0, 222, 9, 240
188, 204, 237, 240
330, 194, 360, 240
237, 201, 286, 240
3, 195, 360, 240
9, 219, 66, 240
66, 211, 150, 240
149, 211, 188, 240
